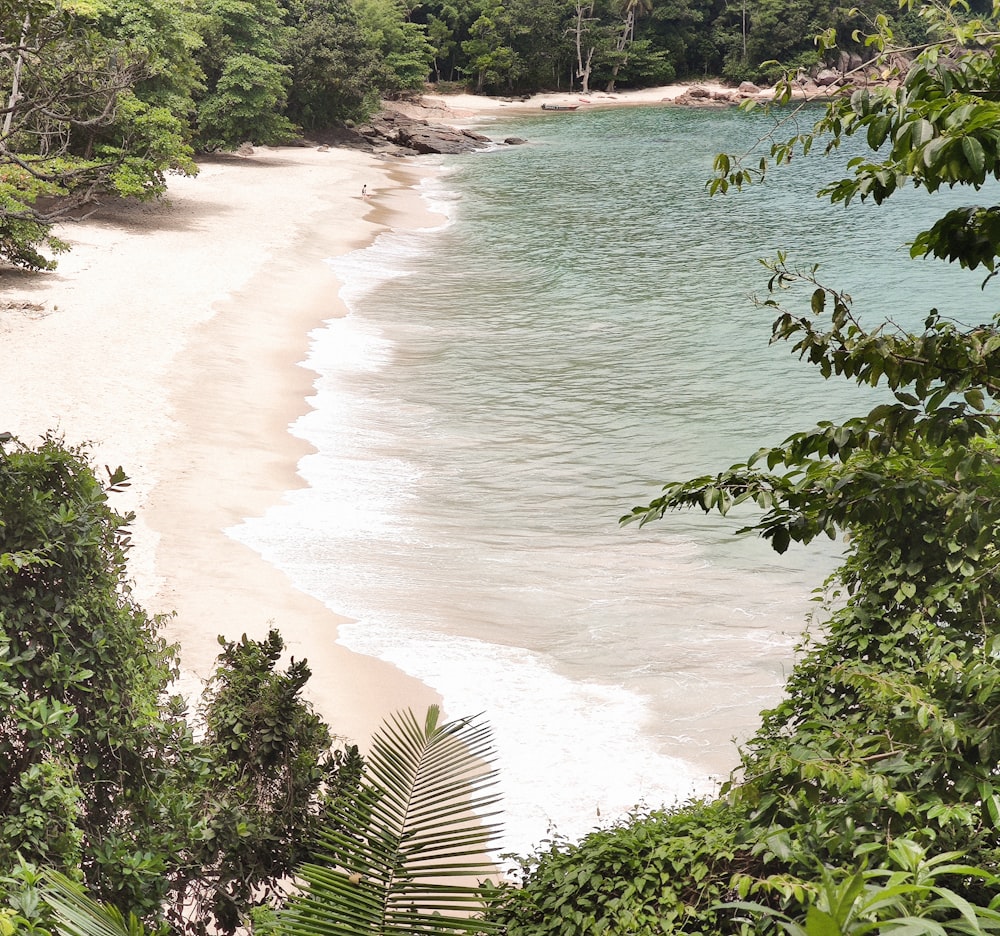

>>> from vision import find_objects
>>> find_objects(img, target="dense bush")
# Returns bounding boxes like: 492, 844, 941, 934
0, 436, 356, 934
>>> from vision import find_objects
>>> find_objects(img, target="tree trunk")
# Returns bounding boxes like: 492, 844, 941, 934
4, 13, 31, 139
605, 8, 635, 93
573, 3, 595, 94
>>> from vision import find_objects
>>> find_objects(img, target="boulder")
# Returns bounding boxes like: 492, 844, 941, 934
814, 68, 841, 87
504, 137, 528, 145
837, 50, 865, 74
738, 80, 761, 94
400, 124, 492, 154
672, 90, 733, 107
358, 110, 493, 155
686, 84, 712, 98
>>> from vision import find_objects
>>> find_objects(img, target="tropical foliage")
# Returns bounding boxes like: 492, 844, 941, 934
282, 705, 502, 936
0, 0, 920, 268
491, 0, 1000, 933
0, 435, 357, 934
0, 0, 195, 268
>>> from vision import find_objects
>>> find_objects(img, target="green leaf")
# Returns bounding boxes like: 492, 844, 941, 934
804, 906, 843, 936
962, 135, 986, 177
282, 706, 502, 936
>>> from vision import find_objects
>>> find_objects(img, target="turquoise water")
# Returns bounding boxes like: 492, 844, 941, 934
234, 104, 1000, 854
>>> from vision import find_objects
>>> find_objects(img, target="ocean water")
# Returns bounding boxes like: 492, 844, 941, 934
232, 104, 999, 856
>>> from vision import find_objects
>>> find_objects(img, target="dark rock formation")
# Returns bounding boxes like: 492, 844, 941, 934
671, 86, 733, 106
357, 110, 493, 156
814, 68, 842, 87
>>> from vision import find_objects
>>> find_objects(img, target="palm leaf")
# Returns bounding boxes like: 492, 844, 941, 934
281, 705, 503, 936
42, 872, 149, 936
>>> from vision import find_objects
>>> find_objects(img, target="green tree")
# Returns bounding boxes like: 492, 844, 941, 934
462, 2, 526, 93
643, 0, 710, 80
426, 5, 460, 82
0, 436, 356, 934
353, 0, 434, 92
280, 0, 384, 127
180, 630, 362, 934
0, 435, 187, 913
194, 0, 295, 148
603, 0, 651, 90
0, 0, 196, 269
90, 0, 204, 116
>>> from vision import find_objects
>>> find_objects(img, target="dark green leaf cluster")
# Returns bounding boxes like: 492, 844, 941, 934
186, 630, 355, 934
0, 436, 357, 935
489, 800, 755, 936
725, 839, 1000, 936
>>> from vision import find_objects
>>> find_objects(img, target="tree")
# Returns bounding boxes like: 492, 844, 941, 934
280, 0, 384, 127
89, 0, 204, 116
462, 2, 527, 93
0, 1, 196, 269
180, 630, 362, 934
0, 436, 356, 934
0, 434, 188, 913
604, 0, 652, 91
194, 0, 295, 149
353, 0, 435, 93
571, 1, 598, 92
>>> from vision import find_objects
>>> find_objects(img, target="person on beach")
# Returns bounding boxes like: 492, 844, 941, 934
362, 184, 369, 199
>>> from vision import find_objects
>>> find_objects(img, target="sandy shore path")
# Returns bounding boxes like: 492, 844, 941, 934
0, 145, 440, 746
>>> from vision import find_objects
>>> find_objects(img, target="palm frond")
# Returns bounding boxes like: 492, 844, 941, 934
43, 872, 148, 936
282, 705, 503, 936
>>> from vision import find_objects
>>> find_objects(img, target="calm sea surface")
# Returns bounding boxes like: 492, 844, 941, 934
233, 104, 999, 855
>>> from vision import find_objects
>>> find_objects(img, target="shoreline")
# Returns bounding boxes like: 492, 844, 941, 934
0, 144, 443, 747
0, 81, 760, 753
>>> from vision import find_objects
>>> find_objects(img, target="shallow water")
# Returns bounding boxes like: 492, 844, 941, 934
232, 104, 1000, 854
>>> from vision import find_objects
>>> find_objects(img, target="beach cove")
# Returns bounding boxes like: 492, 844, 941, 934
0, 82, 751, 751
4, 87, 995, 856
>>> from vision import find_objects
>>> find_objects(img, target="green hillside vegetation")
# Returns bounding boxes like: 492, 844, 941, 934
0, 435, 365, 933
6, 0, 1000, 933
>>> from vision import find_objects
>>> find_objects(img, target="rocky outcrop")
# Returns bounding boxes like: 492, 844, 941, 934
356, 109, 494, 156
814, 68, 842, 87
670, 84, 750, 106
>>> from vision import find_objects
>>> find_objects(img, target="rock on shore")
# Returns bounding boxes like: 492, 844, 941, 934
357, 107, 493, 156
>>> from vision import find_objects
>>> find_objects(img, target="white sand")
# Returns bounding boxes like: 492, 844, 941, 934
0, 145, 440, 746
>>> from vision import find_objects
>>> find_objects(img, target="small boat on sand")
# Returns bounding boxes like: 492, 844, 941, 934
541, 103, 580, 111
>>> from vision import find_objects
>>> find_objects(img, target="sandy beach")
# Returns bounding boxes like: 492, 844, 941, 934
0, 82, 748, 748
0, 142, 442, 745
